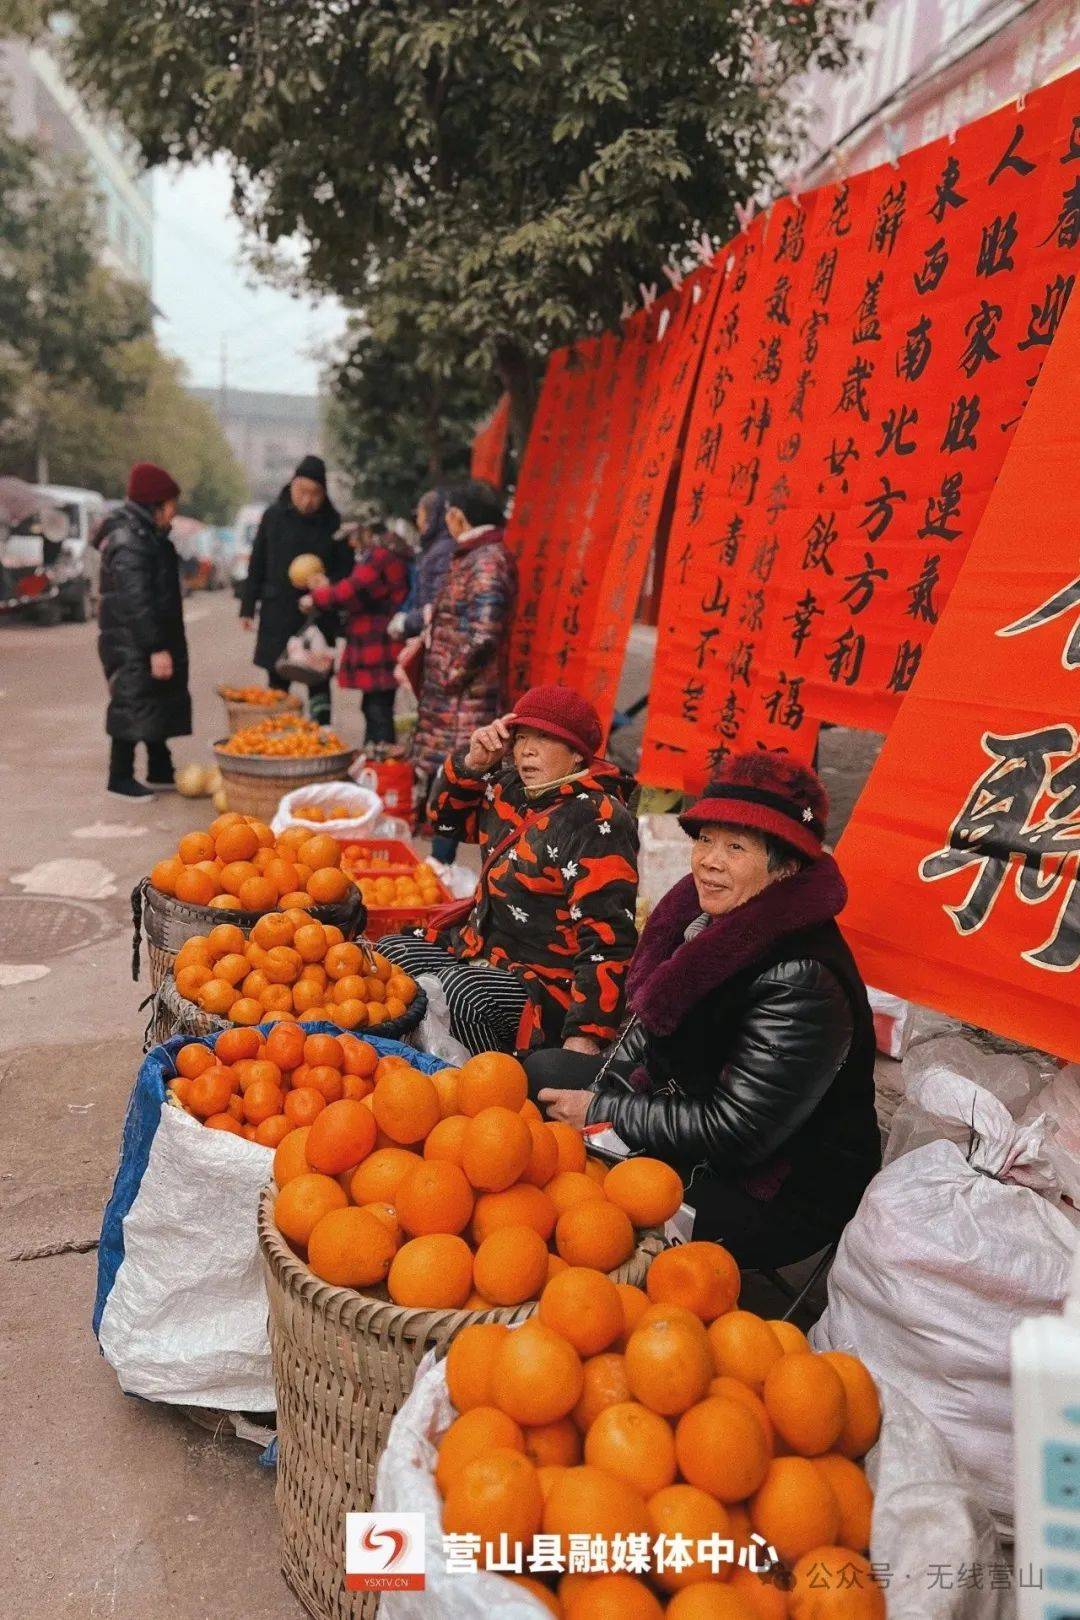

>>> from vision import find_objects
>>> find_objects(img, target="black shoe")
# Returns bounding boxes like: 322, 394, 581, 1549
108, 777, 155, 799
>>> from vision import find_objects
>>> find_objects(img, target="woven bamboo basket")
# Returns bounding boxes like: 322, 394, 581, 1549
214, 741, 358, 820
148, 972, 427, 1051
131, 880, 367, 990
258, 1186, 665, 1620
218, 687, 303, 735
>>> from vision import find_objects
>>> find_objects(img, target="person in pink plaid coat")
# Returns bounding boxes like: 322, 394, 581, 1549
303, 522, 409, 745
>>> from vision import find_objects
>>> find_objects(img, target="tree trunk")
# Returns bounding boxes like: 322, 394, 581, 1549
494, 337, 538, 461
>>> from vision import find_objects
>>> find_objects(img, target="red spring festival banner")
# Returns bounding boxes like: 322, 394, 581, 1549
836, 280, 1080, 1062
639, 73, 1080, 790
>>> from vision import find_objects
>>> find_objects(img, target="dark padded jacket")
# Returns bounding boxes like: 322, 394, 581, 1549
97, 502, 191, 742
240, 485, 349, 672
586, 858, 881, 1232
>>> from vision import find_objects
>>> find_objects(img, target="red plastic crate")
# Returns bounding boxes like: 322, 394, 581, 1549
340, 839, 453, 940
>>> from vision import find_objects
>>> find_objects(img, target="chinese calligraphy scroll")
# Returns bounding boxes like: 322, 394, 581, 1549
836, 280, 1080, 1061
470, 392, 511, 489
639, 72, 1080, 791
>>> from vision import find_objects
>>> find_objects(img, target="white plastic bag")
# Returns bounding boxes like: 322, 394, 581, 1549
374, 1355, 1003, 1619
1020, 1065, 1080, 1207
812, 1068, 1078, 1525
413, 974, 472, 1067
94, 1038, 275, 1410
271, 779, 383, 840
866, 985, 915, 1059
882, 1034, 1047, 1168
276, 621, 335, 682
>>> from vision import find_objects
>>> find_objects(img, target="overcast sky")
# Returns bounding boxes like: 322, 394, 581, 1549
152, 157, 348, 398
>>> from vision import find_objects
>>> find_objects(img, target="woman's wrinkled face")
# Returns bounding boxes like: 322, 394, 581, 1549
691, 823, 790, 917
512, 726, 581, 789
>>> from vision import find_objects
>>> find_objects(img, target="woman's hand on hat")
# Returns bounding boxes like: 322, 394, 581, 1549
538, 1087, 593, 1129
464, 713, 517, 773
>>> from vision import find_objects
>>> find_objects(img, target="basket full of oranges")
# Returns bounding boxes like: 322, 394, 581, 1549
255, 1047, 669, 1620
213, 718, 357, 818
137, 814, 366, 991
150, 916, 425, 1050
217, 684, 303, 734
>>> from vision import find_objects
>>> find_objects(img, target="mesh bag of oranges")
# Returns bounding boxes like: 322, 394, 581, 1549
267, 1051, 677, 1314
169, 914, 419, 1032
366, 1235, 892, 1620
148, 813, 361, 915
219, 715, 348, 758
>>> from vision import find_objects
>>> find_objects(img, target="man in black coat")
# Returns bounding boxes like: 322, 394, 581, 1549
97, 462, 191, 798
239, 454, 349, 724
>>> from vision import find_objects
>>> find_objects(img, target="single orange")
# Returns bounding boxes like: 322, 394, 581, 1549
541, 1464, 649, 1551
188, 1067, 237, 1119
491, 1322, 584, 1426
175, 1041, 215, 1080
646, 1241, 741, 1323
304, 1031, 344, 1068
308, 866, 350, 904
461, 1106, 533, 1192
274, 1172, 348, 1246
675, 1397, 771, 1502
788, 1547, 885, 1618
555, 1201, 635, 1271
349, 1146, 422, 1205
273, 1126, 312, 1186
435, 1405, 525, 1494
456, 1051, 528, 1116
254, 1114, 291, 1148
305, 1098, 377, 1174
523, 1418, 582, 1469
178, 831, 215, 865
521, 1119, 560, 1187
284, 1087, 326, 1128
646, 1483, 732, 1592
624, 1315, 713, 1418
472, 1182, 556, 1244
472, 1224, 549, 1306
572, 1352, 632, 1431
244, 1078, 285, 1124
585, 1401, 677, 1498
603, 1157, 684, 1226
445, 1321, 511, 1413
548, 1121, 586, 1173
442, 1448, 543, 1558
395, 1160, 475, 1237
539, 1266, 624, 1357
817, 1351, 881, 1460
387, 1233, 473, 1308
207, 922, 247, 959
306, 1205, 397, 1287
708, 1311, 784, 1393
762, 1354, 847, 1458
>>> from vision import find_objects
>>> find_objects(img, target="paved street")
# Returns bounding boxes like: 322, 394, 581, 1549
0, 594, 882, 1619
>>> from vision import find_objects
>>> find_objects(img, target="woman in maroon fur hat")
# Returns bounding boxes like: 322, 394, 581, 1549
527, 749, 882, 1269
380, 685, 639, 1057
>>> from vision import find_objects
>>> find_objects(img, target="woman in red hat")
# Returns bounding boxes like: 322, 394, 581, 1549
380, 684, 640, 1055
97, 462, 190, 797
528, 750, 882, 1269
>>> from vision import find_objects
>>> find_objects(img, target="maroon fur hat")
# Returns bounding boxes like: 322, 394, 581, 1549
513, 685, 604, 761
127, 462, 180, 506
679, 750, 829, 861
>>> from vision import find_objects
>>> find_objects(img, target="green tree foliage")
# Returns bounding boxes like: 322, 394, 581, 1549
327, 318, 495, 517
0, 127, 149, 477
62, 0, 868, 445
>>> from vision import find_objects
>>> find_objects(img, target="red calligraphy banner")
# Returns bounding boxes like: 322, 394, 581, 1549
583, 265, 728, 734
836, 281, 1080, 1062
470, 393, 510, 489
640, 71, 1080, 791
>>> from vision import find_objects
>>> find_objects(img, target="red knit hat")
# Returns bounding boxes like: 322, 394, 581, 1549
679, 750, 829, 861
512, 685, 604, 761
127, 462, 180, 506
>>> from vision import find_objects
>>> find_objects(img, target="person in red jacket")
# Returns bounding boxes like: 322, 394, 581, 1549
301, 522, 409, 745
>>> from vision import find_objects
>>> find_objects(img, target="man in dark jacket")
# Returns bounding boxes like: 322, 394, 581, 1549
527, 750, 882, 1269
239, 454, 349, 724
97, 462, 190, 798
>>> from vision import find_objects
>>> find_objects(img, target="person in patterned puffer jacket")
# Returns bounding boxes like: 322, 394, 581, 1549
381, 686, 639, 1055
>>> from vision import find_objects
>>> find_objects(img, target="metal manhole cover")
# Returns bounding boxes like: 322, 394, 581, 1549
0, 895, 117, 961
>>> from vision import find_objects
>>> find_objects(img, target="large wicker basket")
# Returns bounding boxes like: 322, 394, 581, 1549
148, 972, 427, 1051
214, 741, 359, 820
132, 881, 367, 990
258, 1186, 665, 1620
218, 686, 303, 735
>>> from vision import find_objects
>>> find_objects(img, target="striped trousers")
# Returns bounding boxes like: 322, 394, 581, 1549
379, 935, 530, 1056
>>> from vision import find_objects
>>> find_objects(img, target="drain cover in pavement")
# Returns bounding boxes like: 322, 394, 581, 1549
0, 895, 117, 961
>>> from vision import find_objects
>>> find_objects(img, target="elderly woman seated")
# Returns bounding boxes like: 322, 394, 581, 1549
381, 684, 639, 1057
526, 750, 881, 1269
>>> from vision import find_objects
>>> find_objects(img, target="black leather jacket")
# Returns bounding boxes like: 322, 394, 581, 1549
586, 880, 881, 1229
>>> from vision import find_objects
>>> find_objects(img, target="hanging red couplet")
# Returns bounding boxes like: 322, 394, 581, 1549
837, 278, 1080, 1061
470, 393, 511, 489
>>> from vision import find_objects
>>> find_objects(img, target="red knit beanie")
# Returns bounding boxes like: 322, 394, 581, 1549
513, 685, 604, 761
127, 462, 180, 506
679, 750, 829, 861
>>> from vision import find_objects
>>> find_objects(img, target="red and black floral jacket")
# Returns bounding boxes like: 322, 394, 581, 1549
426, 752, 640, 1048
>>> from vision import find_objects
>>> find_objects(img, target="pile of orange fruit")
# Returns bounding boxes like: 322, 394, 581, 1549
432, 1244, 884, 1619
220, 685, 300, 707
344, 854, 443, 911
293, 803, 356, 822
271, 1051, 684, 1313
220, 715, 347, 758
170, 1024, 382, 1146
170, 915, 416, 1025
150, 813, 355, 912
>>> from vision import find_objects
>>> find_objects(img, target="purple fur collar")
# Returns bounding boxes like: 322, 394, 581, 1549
627, 856, 847, 1036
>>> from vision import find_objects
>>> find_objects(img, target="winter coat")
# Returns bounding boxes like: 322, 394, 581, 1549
309, 544, 410, 692
426, 751, 639, 1046
97, 502, 191, 743
587, 857, 881, 1237
411, 527, 518, 781
239, 485, 349, 672
403, 521, 459, 641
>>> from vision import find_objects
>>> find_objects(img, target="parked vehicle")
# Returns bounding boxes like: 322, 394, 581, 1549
172, 516, 230, 592
0, 481, 105, 622
230, 502, 266, 597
